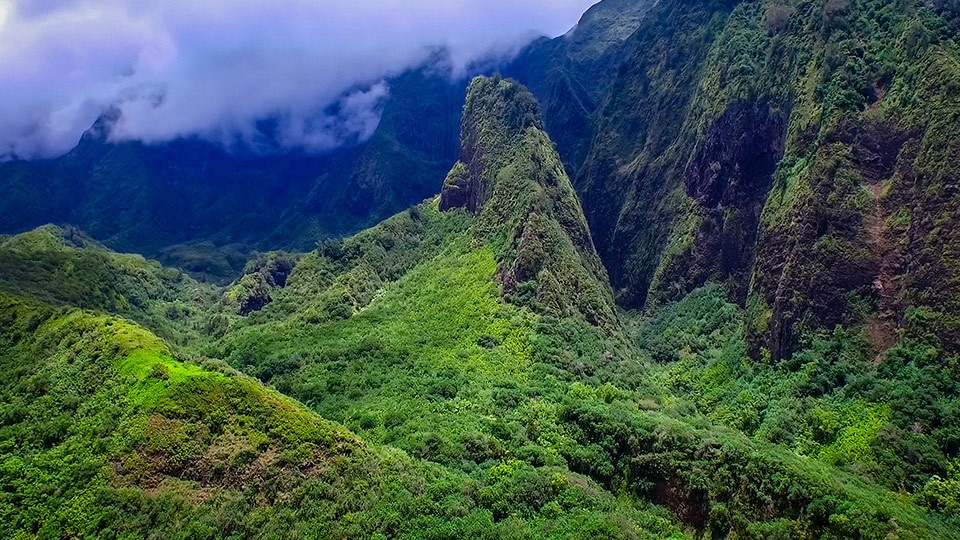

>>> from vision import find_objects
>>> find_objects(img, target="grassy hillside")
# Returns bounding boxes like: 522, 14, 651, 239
0, 225, 218, 348
0, 295, 695, 539
207, 199, 954, 538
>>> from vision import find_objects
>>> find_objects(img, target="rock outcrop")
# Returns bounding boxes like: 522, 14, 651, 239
441, 76, 620, 333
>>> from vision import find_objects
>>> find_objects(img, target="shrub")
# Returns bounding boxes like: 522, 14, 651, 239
766, 4, 793, 33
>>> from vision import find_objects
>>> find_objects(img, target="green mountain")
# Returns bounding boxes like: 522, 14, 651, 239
518, 0, 960, 366
505, 0, 658, 173
3, 0, 960, 537
440, 75, 619, 333
0, 64, 463, 283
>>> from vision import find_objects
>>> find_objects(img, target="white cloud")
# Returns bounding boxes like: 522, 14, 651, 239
0, 0, 598, 158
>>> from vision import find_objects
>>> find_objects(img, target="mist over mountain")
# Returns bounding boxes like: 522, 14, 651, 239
0, 0, 598, 159
0, 59, 467, 278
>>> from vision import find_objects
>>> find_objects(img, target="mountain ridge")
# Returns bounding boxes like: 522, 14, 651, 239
442, 75, 620, 333
2, 0, 960, 536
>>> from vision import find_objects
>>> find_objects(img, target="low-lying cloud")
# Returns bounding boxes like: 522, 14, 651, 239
0, 0, 598, 159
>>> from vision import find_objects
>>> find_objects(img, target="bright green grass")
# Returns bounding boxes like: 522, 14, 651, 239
213, 219, 954, 538
0, 293, 692, 539
217, 238, 548, 465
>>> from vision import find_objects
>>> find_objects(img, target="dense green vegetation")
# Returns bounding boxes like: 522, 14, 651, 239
0, 225, 217, 348
3, 1, 960, 537
441, 76, 620, 333
515, 0, 960, 365
4, 215, 954, 538
212, 204, 954, 536
1, 295, 694, 539
637, 285, 960, 528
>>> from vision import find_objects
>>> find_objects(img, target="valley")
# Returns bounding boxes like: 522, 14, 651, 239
2, 0, 960, 538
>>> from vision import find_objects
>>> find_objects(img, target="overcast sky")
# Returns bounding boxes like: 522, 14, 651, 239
0, 0, 599, 159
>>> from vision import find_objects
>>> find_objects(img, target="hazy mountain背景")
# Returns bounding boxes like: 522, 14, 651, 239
0, 61, 465, 282
2, 0, 960, 538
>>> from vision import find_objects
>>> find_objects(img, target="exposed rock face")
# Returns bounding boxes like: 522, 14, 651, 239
441, 76, 620, 334
674, 101, 788, 302
228, 252, 297, 316
747, 114, 931, 362
439, 76, 543, 214
684, 102, 787, 211
437, 161, 484, 214
828, 119, 918, 185
256, 255, 295, 288
237, 283, 272, 316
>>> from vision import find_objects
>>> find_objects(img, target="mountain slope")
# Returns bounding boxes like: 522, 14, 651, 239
217, 77, 629, 466
0, 62, 463, 281
0, 293, 692, 539
207, 76, 954, 538
553, 0, 960, 367
0, 295, 399, 538
441, 76, 620, 333
0, 224, 217, 347
3, 214, 953, 537
0, 85, 695, 535
506, 0, 658, 173
503, 0, 960, 527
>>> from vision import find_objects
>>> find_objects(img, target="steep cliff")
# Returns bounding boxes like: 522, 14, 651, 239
506, 0, 658, 173
441, 76, 620, 332
516, 0, 960, 364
